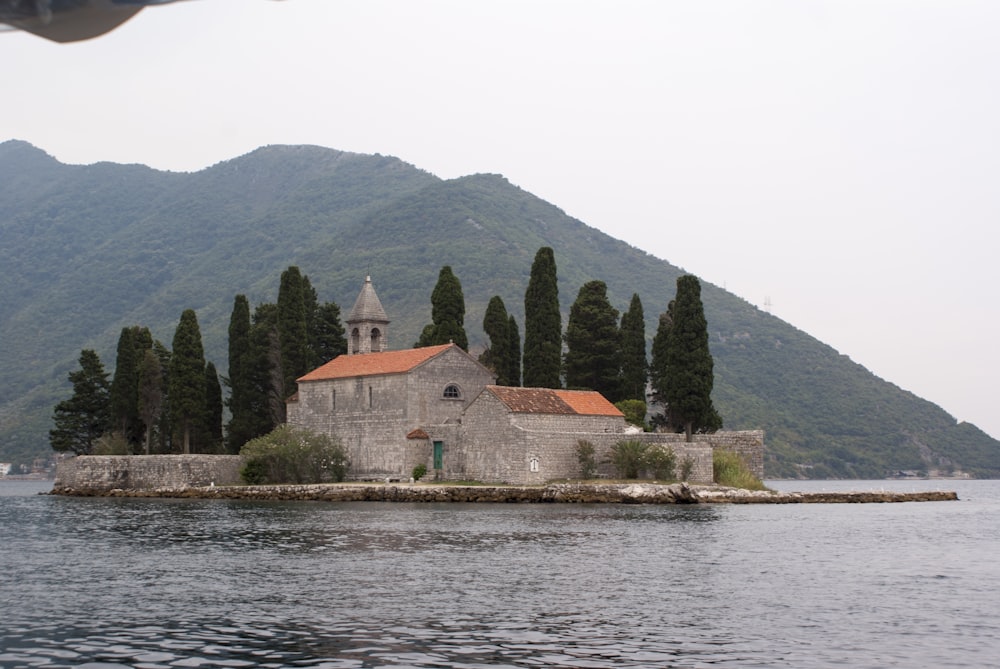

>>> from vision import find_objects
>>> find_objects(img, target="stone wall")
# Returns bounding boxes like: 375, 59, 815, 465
53, 455, 242, 494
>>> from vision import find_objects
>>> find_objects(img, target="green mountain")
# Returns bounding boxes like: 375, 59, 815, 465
2, 139, 996, 478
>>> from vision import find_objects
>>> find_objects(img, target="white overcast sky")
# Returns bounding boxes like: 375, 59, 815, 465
3, 0, 998, 439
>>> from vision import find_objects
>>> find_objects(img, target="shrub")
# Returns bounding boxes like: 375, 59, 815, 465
679, 456, 695, 481
412, 463, 427, 481
239, 425, 349, 484
610, 439, 648, 479
93, 431, 130, 455
713, 449, 767, 490
576, 439, 597, 479
614, 399, 648, 430
643, 445, 676, 481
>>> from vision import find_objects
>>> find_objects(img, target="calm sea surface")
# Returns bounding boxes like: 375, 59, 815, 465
1, 479, 998, 668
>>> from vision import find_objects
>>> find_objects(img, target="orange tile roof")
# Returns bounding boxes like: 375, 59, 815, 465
487, 386, 623, 417
298, 344, 454, 382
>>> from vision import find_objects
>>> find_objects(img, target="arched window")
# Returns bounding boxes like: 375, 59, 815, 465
443, 384, 461, 399
370, 327, 381, 351
351, 328, 360, 354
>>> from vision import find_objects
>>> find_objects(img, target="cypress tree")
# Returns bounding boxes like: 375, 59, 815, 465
481, 296, 511, 384
108, 326, 153, 449
152, 340, 172, 454
507, 315, 522, 387
277, 266, 310, 398
659, 275, 721, 440
49, 349, 111, 455
169, 309, 206, 454
226, 295, 253, 452
523, 247, 562, 388
417, 266, 468, 350
204, 361, 224, 451
563, 280, 622, 401
136, 348, 163, 455
251, 302, 285, 430
620, 293, 648, 402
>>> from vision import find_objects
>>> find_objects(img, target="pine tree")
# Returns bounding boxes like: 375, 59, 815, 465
523, 247, 562, 388
50, 349, 111, 455
204, 361, 224, 451
507, 315, 522, 387
277, 266, 310, 397
481, 296, 511, 384
416, 266, 468, 350
620, 293, 648, 402
137, 348, 163, 455
169, 309, 207, 454
310, 301, 347, 364
563, 280, 622, 401
656, 275, 721, 440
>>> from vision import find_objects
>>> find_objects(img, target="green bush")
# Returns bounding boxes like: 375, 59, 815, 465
679, 456, 695, 481
614, 399, 648, 430
576, 439, 597, 479
644, 445, 676, 481
713, 449, 767, 490
610, 439, 647, 479
239, 425, 349, 484
412, 463, 427, 481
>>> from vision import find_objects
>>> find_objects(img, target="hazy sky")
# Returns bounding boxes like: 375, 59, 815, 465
4, 0, 998, 439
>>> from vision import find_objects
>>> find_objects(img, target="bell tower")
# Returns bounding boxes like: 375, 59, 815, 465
346, 275, 389, 355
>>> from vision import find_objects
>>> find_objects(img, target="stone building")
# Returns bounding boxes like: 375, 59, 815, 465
288, 276, 764, 485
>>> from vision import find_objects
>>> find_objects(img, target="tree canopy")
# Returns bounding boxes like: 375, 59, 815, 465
49, 349, 111, 455
169, 309, 207, 454
563, 280, 622, 401
416, 265, 469, 350
620, 293, 648, 402
523, 247, 562, 388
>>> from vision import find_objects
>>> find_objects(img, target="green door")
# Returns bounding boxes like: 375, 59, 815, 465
433, 441, 443, 469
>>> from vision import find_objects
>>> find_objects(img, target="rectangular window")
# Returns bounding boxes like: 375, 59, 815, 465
369, 386, 373, 409
331, 390, 336, 412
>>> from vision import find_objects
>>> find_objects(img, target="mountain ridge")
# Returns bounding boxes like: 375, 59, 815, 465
1, 140, 996, 478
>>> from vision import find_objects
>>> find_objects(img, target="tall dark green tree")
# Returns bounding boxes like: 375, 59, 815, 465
250, 302, 285, 430
108, 326, 153, 449
310, 301, 347, 364
652, 275, 721, 440
523, 247, 562, 388
563, 280, 623, 401
226, 294, 255, 452
507, 315, 522, 387
50, 349, 111, 455
152, 340, 172, 453
277, 266, 310, 398
137, 348, 163, 455
204, 361, 224, 451
480, 296, 512, 385
416, 265, 468, 350
169, 309, 207, 454
620, 293, 648, 402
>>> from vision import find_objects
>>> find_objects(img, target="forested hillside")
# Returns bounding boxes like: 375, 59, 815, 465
2, 139, 996, 477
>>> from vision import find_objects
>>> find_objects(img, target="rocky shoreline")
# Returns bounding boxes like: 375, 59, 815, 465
49, 481, 959, 504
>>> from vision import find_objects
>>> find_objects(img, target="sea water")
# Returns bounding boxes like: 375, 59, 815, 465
1, 478, 997, 668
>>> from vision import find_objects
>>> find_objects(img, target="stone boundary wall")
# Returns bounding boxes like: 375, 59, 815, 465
627, 430, 765, 479
53, 455, 242, 494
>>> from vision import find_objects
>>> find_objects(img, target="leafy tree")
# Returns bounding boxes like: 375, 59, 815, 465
416, 265, 468, 350
523, 247, 562, 388
507, 315, 522, 387
136, 348, 163, 455
204, 361, 224, 451
564, 280, 622, 401
480, 296, 512, 384
169, 309, 207, 454
654, 275, 722, 441
615, 399, 648, 430
50, 349, 111, 455
620, 293, 648, 402
277, 266, 310, 397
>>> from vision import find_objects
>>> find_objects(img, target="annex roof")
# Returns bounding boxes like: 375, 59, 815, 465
486, 386, 624, 417
297, 344, 453, 382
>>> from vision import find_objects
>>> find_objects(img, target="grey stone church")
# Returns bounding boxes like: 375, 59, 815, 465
287, 276, 763, 484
